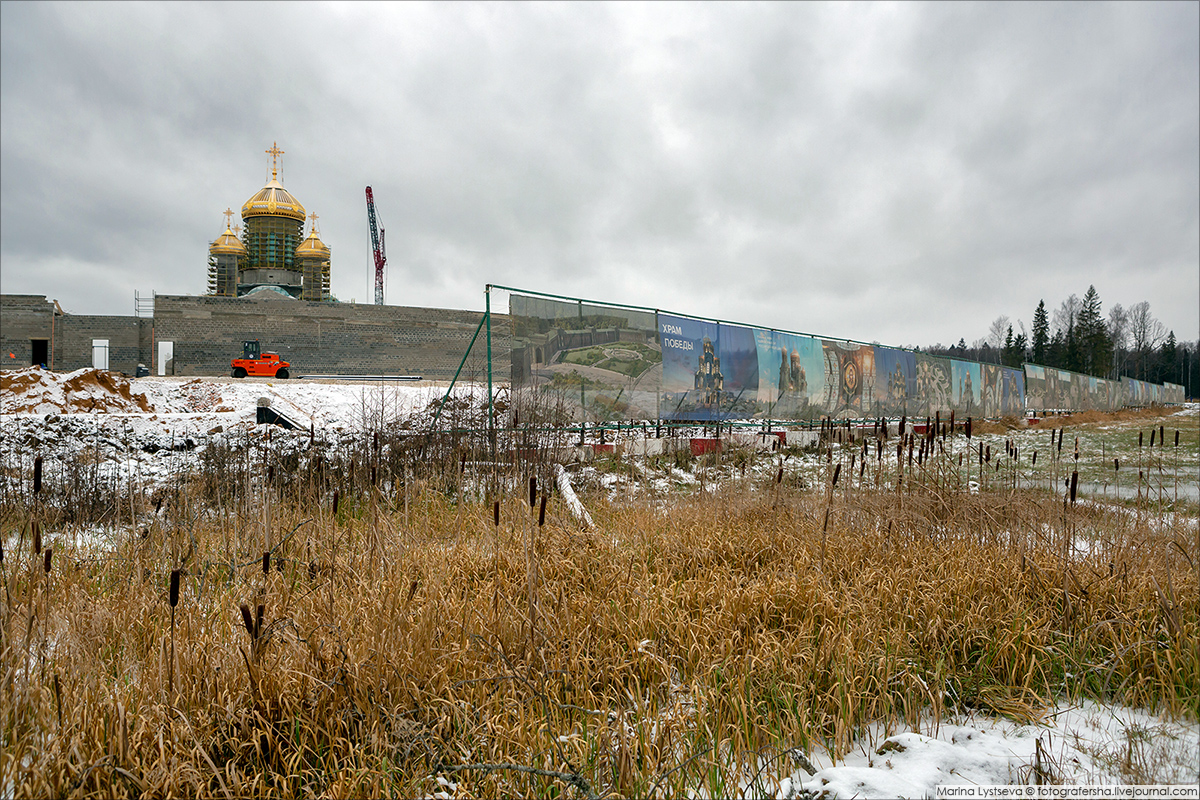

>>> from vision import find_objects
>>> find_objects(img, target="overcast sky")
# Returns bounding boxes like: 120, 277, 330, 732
2, 1, 1197, 348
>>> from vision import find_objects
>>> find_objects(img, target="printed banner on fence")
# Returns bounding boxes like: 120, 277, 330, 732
505, 291, 1185, 423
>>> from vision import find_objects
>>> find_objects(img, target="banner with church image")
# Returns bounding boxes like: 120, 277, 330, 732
873, 347, 917, 417
659, 314, 760, 420
753, 330, 826, 420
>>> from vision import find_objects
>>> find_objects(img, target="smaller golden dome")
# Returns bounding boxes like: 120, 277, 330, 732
209, 224, 247, 256
241, 178, 306, 222
295, 228, 331, 259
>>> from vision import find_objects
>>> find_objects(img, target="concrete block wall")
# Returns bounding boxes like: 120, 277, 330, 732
57, 316, 147, 374
151, 294, 513, 379
0, 295, 61, 370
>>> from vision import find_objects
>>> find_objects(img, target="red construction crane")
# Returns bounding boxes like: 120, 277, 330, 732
365, 186, 386, 305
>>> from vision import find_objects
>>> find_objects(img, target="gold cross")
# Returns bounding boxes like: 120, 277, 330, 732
308, 211, 319, 233
265, 141, 284, 178
223, 207, 234, 228
234, 224, 242, 236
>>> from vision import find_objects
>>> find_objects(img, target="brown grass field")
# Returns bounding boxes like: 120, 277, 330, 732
1, 405, 1196, 798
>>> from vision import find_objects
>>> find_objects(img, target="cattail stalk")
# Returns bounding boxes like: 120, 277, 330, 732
169, 569, 180, 693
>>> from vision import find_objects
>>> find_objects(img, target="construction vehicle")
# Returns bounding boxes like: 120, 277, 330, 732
231, 340, 290, 379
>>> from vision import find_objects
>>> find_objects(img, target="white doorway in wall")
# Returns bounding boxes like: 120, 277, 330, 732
91, 339, 109, 371
157, 341, 174, 376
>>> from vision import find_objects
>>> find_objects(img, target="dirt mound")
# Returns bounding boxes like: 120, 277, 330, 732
0, 366, 153, 414
178, 379, 233, 413
1031, 406, 1176, 429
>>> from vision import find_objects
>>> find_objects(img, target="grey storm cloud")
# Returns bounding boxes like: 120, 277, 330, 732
2, 1, 1196, 349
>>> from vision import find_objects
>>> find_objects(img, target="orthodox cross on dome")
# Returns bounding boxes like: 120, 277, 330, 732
223, 207, 234, 229
234, 224, 242, 236
265, 141, 284, 180
308, 211, 320, 234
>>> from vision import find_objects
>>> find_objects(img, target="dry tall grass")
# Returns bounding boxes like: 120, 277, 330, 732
1, 413, 1196, 798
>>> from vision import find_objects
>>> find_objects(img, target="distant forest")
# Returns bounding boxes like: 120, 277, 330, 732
922, 285, 1198, 397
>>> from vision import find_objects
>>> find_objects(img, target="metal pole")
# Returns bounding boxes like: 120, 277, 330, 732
486, 285, 494, 449
430, 314, 487, 431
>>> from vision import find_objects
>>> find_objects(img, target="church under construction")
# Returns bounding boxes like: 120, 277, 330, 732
2, 142, 511, 379
207, 143, 332, 302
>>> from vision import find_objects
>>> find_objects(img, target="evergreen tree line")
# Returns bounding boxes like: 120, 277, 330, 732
924, 285, 1198, 398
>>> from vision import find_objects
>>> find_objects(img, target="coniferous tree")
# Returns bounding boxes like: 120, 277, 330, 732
1048, 329, 1065, 370
1031, 300, 1050, 364
1002, 325, 1021, 367
1064, 320, 1082, 373
1076, 285, 1111, 376
1157, 331, 1178, 384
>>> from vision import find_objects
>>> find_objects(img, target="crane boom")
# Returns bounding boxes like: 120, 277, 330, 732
365, 186, 386, 305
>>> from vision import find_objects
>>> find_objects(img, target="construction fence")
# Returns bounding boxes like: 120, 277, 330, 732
487, 287, 1185, 425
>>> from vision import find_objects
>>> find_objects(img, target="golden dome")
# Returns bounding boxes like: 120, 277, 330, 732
241, 177, 306, 222
209, 224, 247, 256
295, 228, 331, 259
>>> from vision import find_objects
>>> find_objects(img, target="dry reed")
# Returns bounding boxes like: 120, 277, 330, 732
0, 407, 1196, 798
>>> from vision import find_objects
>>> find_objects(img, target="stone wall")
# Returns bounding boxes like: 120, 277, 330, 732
150, 294, 512, 379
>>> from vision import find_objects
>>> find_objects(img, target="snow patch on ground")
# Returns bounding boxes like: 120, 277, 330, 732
762, 701, 1198, 798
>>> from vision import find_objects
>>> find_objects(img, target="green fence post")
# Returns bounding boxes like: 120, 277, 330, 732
486, 285, 494, 452
430, 314, 487, 432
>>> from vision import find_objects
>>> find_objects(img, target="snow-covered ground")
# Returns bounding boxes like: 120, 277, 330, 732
758, 701, 1198, 798
0, 369, 482, 487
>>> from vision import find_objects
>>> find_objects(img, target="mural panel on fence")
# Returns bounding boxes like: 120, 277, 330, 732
660, 315, 760, 420
914, 354, 952, 416
508, 293, 1171, 422
1120, 377, 1177, 407
873, 347, 916, 416
1024, 364, 1130, 412
509, 294, 662, 421
754, 330, 827, 419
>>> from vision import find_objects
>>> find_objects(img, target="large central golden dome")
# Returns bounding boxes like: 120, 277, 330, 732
241, 177, 306, 222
